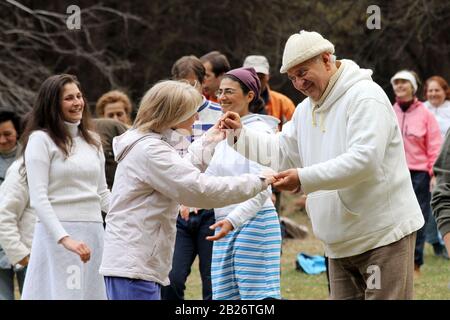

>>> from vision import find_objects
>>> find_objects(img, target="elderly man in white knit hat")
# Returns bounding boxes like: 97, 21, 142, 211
219, 30, 424, 299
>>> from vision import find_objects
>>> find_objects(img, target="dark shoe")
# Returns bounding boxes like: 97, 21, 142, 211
433, 243, 450, 259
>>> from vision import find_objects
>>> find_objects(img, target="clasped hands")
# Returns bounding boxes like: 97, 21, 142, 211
215, 111, 302, 193
204, 112, 303, 241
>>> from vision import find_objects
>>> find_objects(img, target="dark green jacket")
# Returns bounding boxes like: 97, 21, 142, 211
431, 131, 450, 237
93, 118, 128, 190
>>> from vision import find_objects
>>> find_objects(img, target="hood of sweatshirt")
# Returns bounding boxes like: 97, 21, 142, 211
315, 60, 373, 113
310, 59, 373, 132
113, 128, 184, 163
242, 113, 280, 133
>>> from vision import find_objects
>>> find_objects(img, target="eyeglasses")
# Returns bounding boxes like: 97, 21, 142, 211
215, 88, 237, 98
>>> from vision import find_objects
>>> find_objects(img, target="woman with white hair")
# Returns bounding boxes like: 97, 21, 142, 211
391, 70, 442, 276
99, 80, 275, 300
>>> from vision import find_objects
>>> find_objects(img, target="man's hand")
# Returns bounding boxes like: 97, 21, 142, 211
219, 111, 243, 145
273, 169, 301, 193
59, 236, 91, 263
206, 220, 234, 241
260, 168, 278, 186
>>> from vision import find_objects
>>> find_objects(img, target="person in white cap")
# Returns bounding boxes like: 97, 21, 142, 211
243, 55, 296, 129
391, 70, 442, 277
219, 30, 424, 299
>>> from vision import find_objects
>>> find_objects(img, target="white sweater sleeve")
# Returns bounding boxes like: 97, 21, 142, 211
234, 113, 302, 172
25, 132, 68, 243
224, 149, 273, 229
225, 189, 271, 229
0, 161, 31, 264
143, 144, 267, 209
97, 147, 111, 213
300, 98, 392, 193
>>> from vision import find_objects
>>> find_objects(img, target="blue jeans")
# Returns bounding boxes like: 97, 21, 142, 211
410, 170, 431, 267
161, 209, 214, 300
104, 276, 161, 300
0, 267, 27, 300
425, 213, 444, 245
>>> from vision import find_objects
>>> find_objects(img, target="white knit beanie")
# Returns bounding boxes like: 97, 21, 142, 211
280, 30, 335, 74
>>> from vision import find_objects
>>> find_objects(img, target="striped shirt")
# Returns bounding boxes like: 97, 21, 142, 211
175, 97, 222, 157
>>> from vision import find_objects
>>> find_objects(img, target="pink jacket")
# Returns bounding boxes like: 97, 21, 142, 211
393, 98, 442, 176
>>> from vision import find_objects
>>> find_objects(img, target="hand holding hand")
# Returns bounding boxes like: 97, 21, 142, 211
260, 168, 278, 186
219, 111, 242, 130
273, 168, 302, 193
206, 220, 234, 241
59, 236, 91, 263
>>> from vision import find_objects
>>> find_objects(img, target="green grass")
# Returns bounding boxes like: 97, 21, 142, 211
14, 193, 449, 300
185, 192, 450, 300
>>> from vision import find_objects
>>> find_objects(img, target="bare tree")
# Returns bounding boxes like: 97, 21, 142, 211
0, 1, 151, 114
0, 0, 448, 115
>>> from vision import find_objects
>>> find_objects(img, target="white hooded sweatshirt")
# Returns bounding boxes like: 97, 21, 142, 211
234, 60, 424, 258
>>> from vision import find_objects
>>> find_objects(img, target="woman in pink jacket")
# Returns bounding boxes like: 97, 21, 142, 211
391, 70, 442, 276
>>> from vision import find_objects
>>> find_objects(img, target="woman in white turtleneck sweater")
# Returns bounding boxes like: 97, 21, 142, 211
20, 74, 110, 300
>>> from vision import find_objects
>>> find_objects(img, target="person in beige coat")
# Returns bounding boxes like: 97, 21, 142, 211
0, 158, 35, 299
99, 80, 275, 300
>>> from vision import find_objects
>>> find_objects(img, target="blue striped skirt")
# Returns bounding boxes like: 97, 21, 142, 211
211, 208, 281, 300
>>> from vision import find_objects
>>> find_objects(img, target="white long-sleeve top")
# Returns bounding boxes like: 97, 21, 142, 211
24, 121, 110, 243
0, 159, 35, 265
100, 128, 268, 285
206, 114, 279, 229
425, 100, 450, 139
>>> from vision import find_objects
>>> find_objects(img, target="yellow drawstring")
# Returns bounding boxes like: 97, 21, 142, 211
311, 105, 326, 132
312, 105, 318, 127
320, 112, 326, 132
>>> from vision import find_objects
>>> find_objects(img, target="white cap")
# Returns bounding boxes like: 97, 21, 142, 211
280, 30, 335, 74
390, 70, 418, 94
243, 55, 270, 75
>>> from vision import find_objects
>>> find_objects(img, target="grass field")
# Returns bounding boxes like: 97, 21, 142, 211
185, 192, 450, 300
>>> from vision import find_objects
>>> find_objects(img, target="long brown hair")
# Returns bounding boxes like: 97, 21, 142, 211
20, 74, 100, 159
